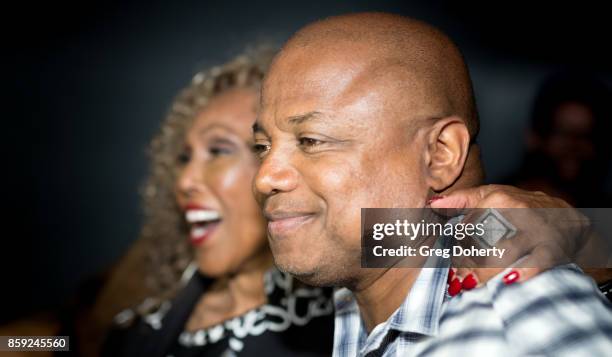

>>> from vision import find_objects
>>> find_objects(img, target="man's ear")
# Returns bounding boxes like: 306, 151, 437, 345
424, 116, 470, 192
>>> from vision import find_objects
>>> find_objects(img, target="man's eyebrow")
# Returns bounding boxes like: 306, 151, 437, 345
252, 111, 324, 134
287, 111, 323, 125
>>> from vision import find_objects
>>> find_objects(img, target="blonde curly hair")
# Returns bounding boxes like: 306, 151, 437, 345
140, 46, 276, 298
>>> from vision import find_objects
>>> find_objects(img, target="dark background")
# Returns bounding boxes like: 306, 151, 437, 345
4, 0, 611, 322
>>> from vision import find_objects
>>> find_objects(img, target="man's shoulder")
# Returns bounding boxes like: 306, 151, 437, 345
439, 265, 612, 356
483, 264, 608, 311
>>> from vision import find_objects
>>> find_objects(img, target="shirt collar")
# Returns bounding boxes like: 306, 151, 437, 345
334, 239, 451, 338
387, 255, 449, 336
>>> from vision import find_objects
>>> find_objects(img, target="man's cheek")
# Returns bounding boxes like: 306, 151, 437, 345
306, 158, 365, 195
325, 195, 364, 247
303, 158, 368, 229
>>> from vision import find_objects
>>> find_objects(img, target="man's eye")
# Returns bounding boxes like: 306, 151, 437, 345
298, 137, 323, 148
252, 143, 270, 157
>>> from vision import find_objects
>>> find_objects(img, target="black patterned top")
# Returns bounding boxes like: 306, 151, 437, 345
103, 268, 335, 357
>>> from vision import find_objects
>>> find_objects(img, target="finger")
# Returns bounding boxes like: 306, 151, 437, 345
429, 185, 500, 215
454, 267, 479, 290
448, 208, 513, 269
502, 246, 561, 285
502, 267, 539, 285
448, 275, 463, 296
454, 267, 471, 281
478, 233, 535, 268
456, 268, 511, 289
447, 267, 456, 283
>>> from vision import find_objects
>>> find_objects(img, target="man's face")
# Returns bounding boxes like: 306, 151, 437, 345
252, 46, 431, 286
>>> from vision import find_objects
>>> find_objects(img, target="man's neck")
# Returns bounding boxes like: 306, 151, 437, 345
352, 267, 420, 333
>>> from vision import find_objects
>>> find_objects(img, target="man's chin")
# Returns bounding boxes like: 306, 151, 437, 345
274, 258, 345, 287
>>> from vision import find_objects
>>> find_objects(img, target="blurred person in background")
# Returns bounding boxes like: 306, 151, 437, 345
504, 72, 612, 300
507, 72, 612, 207
97, 47, 335, 357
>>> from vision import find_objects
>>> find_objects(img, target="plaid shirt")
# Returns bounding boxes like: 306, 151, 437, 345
333, 254, 612, 356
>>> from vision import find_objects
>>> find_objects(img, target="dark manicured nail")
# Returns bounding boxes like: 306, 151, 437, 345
447, 268, 455, 283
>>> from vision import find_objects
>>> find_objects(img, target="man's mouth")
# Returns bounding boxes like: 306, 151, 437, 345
185, 208, 222, 246
265, 210, 316, 237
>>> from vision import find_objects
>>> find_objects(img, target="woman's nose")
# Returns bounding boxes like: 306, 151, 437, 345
177, 161, 205, 199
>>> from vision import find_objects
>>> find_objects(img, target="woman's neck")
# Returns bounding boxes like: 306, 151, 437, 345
223, 250, 275, 305
186, 249, 274, 331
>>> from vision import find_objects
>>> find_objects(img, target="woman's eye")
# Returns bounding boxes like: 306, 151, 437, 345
298, 137, 323, 148
209, 146, 232, 157
177, 151, 191, 165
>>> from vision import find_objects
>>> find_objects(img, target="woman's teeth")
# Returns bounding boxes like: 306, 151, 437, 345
186, 209, 221, 245
185, 210, 221, 223
191, 226, 209, 239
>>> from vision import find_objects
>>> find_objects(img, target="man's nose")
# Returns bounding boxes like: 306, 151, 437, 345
254, 150, 299, 196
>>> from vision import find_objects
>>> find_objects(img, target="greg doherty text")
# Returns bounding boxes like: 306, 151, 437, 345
372, 245, 506, 259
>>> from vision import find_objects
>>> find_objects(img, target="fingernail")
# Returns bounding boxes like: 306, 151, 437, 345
447, 268, 455, 283
448, 277, 462, 296
462, 273, 478, 290
427, 195, 445, 205
503, 270, 520, 285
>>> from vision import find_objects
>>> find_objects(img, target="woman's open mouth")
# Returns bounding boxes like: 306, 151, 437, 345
185, 209, 222, 246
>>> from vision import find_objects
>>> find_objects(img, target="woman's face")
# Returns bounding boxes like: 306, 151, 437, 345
175, 88, 268, 277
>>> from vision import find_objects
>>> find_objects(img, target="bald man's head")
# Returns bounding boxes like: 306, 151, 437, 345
253, 13, 482, 287
267, 12, 479, 139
